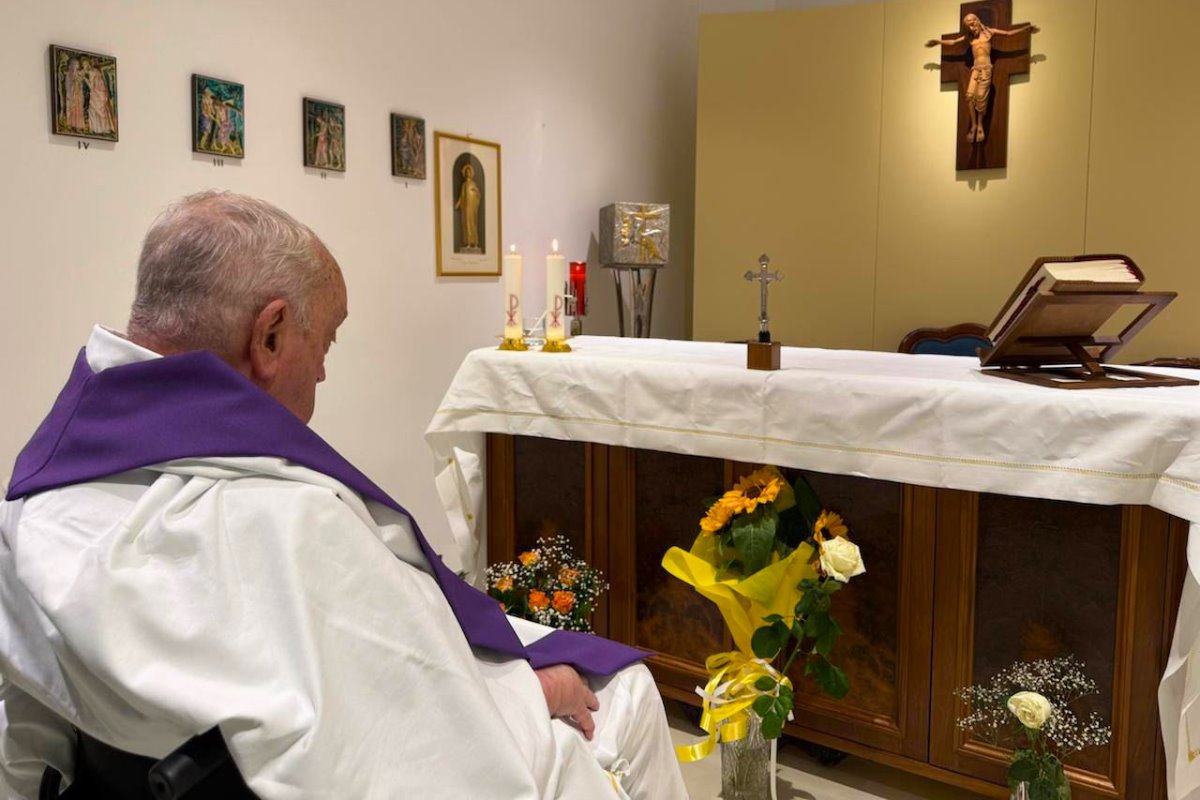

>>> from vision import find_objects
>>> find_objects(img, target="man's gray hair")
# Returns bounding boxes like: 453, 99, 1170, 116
128, 191, 328, 357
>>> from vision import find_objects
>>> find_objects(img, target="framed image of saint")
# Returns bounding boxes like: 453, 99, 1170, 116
434, 132, 501, 276
192, 74, 244, 158
390, 113, 426, 179
303, 98, 345, 172
49, 44, 118, 141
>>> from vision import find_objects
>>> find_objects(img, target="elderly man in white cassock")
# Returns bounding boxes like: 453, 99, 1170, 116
0, 192, 688, 799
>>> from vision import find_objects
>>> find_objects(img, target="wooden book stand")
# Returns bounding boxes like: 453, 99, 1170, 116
979, 288, 1198, 390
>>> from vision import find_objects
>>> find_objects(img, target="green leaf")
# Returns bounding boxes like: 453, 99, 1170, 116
776, 505, 808, 550
792, 474, 822, 531
760, 710, 784, 739
763, 614, 784, 624
804, 611, 825, 639
814, 616, 842, 657
795, 589, 819, 617
1008, 757, 1038, 784
822, 580, 842, 594
779, 683, 794, 705
755, 676, 777, 693
752, 696, 774, 717
805, 655, 850, 699
732, 510, 777, 575
751, 624, 784, 660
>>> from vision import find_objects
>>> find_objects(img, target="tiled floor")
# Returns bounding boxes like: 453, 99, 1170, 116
666, 703, 992, 800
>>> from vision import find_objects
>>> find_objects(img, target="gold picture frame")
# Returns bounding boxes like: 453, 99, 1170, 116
434, 131, 501, 276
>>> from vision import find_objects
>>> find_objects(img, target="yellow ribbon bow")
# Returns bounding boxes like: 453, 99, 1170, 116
675, 651, 793, 763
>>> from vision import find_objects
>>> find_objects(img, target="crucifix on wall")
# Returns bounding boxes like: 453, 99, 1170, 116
926, 0, 1038, 171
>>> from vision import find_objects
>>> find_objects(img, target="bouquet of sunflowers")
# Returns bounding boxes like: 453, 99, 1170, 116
487, 534, 607, 633
663, 465, 865, 757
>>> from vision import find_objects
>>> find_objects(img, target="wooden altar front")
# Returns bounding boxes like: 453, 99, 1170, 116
485, 433, 1187, 800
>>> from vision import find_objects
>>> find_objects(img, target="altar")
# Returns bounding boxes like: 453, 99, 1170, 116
425, 336, 1200, 799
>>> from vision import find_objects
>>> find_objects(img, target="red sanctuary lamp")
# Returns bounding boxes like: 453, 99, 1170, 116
569, 261, 587, 335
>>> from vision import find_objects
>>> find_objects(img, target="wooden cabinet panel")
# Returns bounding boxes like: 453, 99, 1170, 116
931, 491, 1177, 799
512, 436, 588, 556
780, 474, 935, 760
631, 449, 730, 667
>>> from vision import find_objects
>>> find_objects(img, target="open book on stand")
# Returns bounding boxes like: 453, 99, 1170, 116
978, 254, 1197, 389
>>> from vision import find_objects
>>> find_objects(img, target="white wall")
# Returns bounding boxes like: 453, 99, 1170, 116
0, 0, 700, 558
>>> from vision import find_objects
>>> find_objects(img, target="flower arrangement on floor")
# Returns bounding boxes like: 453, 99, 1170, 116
662, 465, 866, 770
486, 534, 607, 632
957, 656, 1113, 800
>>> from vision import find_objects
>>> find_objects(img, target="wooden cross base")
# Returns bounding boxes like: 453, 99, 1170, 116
747, 341, 781, 371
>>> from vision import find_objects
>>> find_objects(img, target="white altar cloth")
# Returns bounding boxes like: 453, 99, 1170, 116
425, 335, 1200, 798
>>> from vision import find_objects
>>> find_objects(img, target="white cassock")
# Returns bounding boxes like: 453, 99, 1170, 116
0, 327, 687, 799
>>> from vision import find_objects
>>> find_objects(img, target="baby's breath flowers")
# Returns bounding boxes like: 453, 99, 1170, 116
957, 656, 1112, 797
486, 535, 607, 632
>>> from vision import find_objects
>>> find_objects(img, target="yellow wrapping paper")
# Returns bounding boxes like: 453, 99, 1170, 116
661, 533, 817, 655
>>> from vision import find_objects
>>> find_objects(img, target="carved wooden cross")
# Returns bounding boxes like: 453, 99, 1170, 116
744, 254, 783, 343
927, 0, 1037, 171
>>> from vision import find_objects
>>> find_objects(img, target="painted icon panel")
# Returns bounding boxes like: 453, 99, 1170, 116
50, 45, 118, 141
304, 98, 345, 172
192, 75, 244, 158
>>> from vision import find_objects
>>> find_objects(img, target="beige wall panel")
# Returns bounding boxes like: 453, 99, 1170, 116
872, 0, 1095, 352
693, 6, 884, 349
1084, 0, 1200, 364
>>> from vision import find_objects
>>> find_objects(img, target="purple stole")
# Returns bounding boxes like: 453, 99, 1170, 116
7, 349, 645, 676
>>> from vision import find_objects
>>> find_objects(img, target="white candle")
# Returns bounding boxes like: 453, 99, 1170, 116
503, 244, 523, 339
545, 239, 567, 341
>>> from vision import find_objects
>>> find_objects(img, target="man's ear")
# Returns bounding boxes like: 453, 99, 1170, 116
248, 298, 289, 386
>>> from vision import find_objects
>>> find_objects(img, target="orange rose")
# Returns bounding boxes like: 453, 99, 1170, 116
552, 591, 575, 614
494, 576, 513, 592
519, 551, 540, 567
529, 590, 550, 610
558, 567, 581, 586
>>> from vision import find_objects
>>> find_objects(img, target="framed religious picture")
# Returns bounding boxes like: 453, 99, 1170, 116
434, 132, 501, 276
192, 74, 244, 158
49, 44, 118, 141
303, 98, 345, 172
390, 113, 426, 179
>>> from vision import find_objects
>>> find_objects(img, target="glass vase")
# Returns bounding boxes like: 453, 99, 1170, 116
1010, 774, 1072, 800
720, 713, 776, 800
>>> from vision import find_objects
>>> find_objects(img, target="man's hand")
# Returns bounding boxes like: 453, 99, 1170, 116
535, 664, 600, 740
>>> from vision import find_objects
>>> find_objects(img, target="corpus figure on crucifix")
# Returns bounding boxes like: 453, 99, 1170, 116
927, 13, 1038, 144
926, 1, 1038, 170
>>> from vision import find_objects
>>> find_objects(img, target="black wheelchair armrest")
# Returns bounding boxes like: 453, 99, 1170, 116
147, 728, 231, 800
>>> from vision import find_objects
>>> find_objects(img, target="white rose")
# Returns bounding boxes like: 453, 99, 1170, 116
1007, 691, 1054, 730
818, 537, 865, 583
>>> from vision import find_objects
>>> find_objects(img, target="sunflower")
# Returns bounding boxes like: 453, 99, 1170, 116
699, 500, 734, 534
813, 510, 848, 543
720, 467, 784, 515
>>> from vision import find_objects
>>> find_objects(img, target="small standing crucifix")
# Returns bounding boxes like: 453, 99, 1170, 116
744, 254, 783, 343
926, 0, 1038, 170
